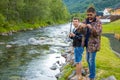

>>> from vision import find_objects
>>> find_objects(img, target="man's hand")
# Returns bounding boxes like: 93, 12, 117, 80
80, 23, 86, 28
87, 24, 92, 29
69, 33, 75, 37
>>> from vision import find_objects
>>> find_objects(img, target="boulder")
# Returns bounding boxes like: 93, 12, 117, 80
6, 45, 12, 48
68, 70, 76, 80
102, 75, 117, 80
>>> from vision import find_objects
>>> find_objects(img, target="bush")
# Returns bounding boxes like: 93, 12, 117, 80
0, 13, 5, 27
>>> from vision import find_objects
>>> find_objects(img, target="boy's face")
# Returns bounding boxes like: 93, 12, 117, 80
87, 12, 96, 20
73, 19, 79, 28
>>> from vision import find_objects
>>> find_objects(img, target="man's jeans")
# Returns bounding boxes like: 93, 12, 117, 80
86, 52, 96, 78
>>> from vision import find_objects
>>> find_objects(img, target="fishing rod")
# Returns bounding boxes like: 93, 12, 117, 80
65, 17, 73, 43
69, 17, 73, 33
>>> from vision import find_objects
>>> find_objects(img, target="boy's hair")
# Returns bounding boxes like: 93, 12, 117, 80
73, 17, 80, 21
87, 6, 96, 13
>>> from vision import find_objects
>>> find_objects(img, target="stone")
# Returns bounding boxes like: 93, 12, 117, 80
29, 28, 33, 30
61, 53, 68, 58
55, 72, 62, 79
102, 75, 117, 80
50, 63, 58, 70
2, 33, 8, 36
56, 56, 60, 58
8, 32, 13, 35
50, 65, 57, 70
68, 70, 76, 80
0, 42, 5, 45
66, 50, 72, 53
50, 49, 58, 53
6, 45, 12, 48
39, 37, 46, 40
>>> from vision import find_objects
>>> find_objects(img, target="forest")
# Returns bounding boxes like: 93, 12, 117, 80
0, 0, 70, 33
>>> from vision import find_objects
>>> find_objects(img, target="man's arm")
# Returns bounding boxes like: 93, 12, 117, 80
87, 21, 102, 36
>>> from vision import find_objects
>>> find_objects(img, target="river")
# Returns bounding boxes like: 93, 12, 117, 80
0, 24, 71, 80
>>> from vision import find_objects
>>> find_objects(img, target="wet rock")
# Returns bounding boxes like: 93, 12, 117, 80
66, 50, 72, 53
59, 63, 67, 72
61, 53, 68, 58
39, 37, 46, 40
50, 48, 58, 53
56, 61, 60, 64
2, 33, 8, 36
55, 72, 62, 79
28, 38, 39, 45
72, 62, 76, 67
6, 45, 12, 48
29, 28, 33, 30
50, 63, 58, 70
50, 66, 57, 70
12, 30, 17, 33
28, 50, 39, 54
66, 53, 74, 64
102, 75, 117, 80
8, 32, 13, 35
9, 76, 22, 80
68, 70, 76, 80
56, 56, 60, 58
0, 42, 5, 45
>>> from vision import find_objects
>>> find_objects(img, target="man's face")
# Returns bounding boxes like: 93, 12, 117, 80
73, 19, 79, 28
87, 12, 96, 20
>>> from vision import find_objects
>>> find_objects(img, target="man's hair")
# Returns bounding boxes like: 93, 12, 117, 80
87, 6, 96, 13
73, 17, 80, 21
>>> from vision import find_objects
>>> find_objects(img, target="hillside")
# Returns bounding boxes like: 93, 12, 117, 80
63, 0, 120, 13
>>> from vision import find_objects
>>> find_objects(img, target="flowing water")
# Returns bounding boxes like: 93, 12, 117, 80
0, 24, 71, 80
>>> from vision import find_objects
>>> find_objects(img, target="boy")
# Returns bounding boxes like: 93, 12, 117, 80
69, 17, 85, 80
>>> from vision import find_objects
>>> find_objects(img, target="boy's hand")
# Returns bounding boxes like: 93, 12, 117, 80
69, 33, 75, 37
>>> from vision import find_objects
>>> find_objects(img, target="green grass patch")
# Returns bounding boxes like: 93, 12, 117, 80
95, 37, 120, 79
103, 19, 120, 34
58, 64, 74, 80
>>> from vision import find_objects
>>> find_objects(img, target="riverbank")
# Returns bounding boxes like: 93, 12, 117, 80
0, 21, 67, 36
57, 36, 120, 80
102, 19, 120, 34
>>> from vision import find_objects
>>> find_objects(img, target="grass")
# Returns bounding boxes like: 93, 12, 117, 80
83, 37, 120, 79
103, 19, 120, 34
59, 37, 120, 80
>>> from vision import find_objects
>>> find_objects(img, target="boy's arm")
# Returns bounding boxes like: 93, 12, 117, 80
73, 34, 83, 40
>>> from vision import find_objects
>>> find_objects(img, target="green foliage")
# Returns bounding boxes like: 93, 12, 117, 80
0, 0, 70, 33
63, 0, 120, 13
71, 13, 86, 21
103, 19, 120, 34
58, 64, 74, 80
0, 13, 5, 26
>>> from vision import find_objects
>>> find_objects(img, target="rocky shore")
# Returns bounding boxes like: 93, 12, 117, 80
50, 46, 117, 80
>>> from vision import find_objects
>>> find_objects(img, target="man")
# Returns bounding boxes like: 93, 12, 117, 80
69, 17, 86, 80
83, 7, 102, 80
